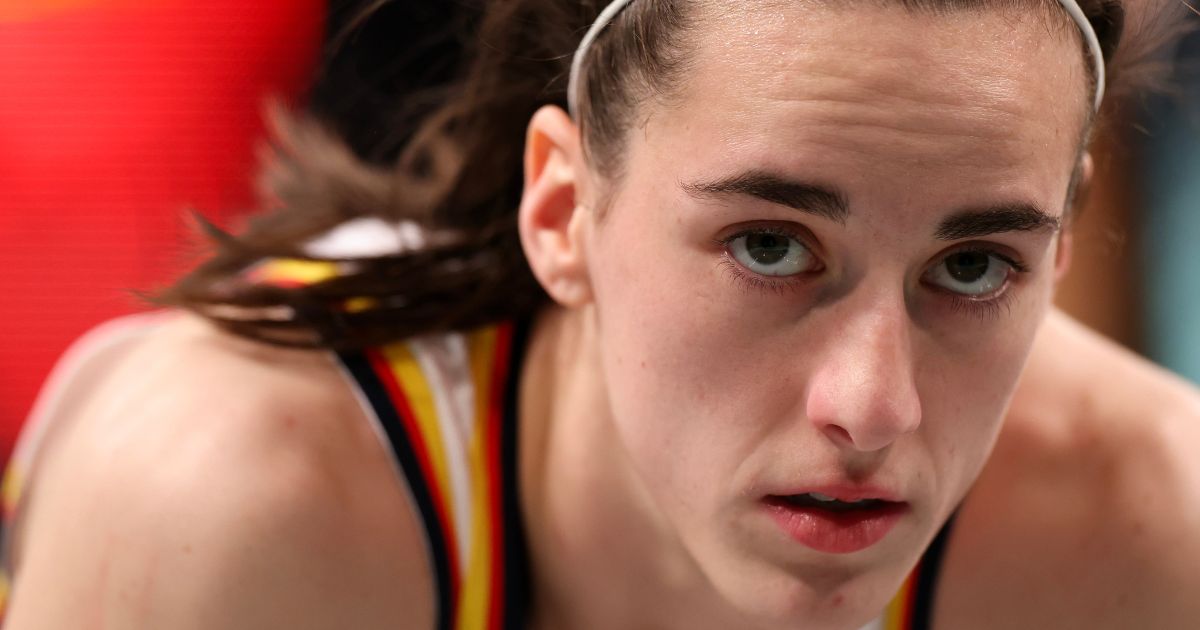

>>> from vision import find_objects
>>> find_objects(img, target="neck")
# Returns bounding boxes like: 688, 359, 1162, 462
517, 306, 762, 630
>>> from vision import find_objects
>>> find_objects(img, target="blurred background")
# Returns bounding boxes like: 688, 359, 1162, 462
1, 1, 1197, 468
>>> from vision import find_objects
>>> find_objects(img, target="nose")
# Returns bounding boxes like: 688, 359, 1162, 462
805, 296, 922, 453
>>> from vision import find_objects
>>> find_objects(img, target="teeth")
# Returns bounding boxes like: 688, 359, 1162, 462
809, 493, 838, 502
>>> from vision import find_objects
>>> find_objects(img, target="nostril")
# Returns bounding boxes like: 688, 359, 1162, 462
821, 424, 854, 447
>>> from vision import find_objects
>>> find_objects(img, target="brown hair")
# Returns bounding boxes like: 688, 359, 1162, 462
163, 0, 1179, 349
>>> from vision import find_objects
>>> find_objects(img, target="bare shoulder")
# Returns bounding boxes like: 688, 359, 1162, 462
935, 309, 1200, 630
6, 313, 433, 629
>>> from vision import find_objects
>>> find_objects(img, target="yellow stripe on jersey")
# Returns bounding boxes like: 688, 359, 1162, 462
2, 462, 24, 520
457, 326, 502, 629
381, 343, 459, 549
246, 258, 341, 286
882, 571, 917, 630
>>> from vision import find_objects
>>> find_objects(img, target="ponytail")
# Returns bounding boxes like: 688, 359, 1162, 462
164, 1, 598, 348
163, 0, 1180, 349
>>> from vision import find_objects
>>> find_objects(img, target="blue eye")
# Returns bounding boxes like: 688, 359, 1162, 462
727, 231, 819, 277
924, 250, 1012, 297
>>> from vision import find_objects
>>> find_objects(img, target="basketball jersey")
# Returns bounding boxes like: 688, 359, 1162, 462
334, 320, 956, 630
0, 313, 955, 628
334, 321, 532, 630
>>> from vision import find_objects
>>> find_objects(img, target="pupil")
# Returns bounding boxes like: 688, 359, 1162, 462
746, 234, 790, 265
947, 252, 989, 282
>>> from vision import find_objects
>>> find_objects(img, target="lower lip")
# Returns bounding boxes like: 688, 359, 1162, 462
764, 498, 907, 554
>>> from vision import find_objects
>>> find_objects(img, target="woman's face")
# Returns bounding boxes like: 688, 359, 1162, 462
578, 4, 1089, 628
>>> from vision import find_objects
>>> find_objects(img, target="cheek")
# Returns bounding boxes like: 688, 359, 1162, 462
919, 281, 1052, 509
586, 211, 774, 508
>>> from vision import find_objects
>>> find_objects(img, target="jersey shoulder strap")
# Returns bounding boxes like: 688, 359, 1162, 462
872, 512, 958, 630
336, 322, 531, 630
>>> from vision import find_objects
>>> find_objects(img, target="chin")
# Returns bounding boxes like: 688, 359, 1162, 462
701, 553, 899, 630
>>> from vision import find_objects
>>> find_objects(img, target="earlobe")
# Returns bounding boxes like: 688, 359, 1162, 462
518, 105, 594, 307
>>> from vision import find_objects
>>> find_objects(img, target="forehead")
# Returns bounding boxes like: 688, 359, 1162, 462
635, 2, 1090, 213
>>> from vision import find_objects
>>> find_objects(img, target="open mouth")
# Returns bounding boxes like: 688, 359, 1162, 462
763, 493, 908, 554
772, 492, 894, 513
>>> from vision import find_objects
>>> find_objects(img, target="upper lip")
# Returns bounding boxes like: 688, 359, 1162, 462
766, 483, 905, 504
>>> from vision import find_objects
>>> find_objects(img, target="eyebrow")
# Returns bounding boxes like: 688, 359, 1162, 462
681, 170, 849, 225
934, 204, 1061, 240
681, 169, 1061, 239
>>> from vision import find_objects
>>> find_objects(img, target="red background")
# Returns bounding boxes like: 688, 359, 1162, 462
0, 1, 323, 461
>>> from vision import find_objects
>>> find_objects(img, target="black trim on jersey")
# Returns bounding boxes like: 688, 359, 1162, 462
910, 512, 958, 630
338, 349, 455, 630
500, 320, 533, 629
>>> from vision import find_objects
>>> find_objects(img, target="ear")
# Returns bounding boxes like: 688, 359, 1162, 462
1054, 152, 1091, 282
518, 105, 594, 307
1054, 229, 1074, 283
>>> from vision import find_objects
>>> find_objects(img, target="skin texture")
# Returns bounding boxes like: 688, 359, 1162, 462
5, 316, 435, 630
9, 308, 1199, 629
933, 310, 1200, 630
519, 4, 1087, 628
5, 4, 1200, 630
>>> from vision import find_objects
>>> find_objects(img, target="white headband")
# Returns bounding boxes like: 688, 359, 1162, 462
567, 0, 1107, 116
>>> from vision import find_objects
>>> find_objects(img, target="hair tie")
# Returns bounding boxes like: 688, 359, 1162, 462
567, 0, 1107, 116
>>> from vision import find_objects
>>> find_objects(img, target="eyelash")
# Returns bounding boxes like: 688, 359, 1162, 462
947, 293, 1016, 320
928, 247, 1028, 321
714, 228, 1031, 320
713, 225, 820, 295
716, 257, 808, 295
